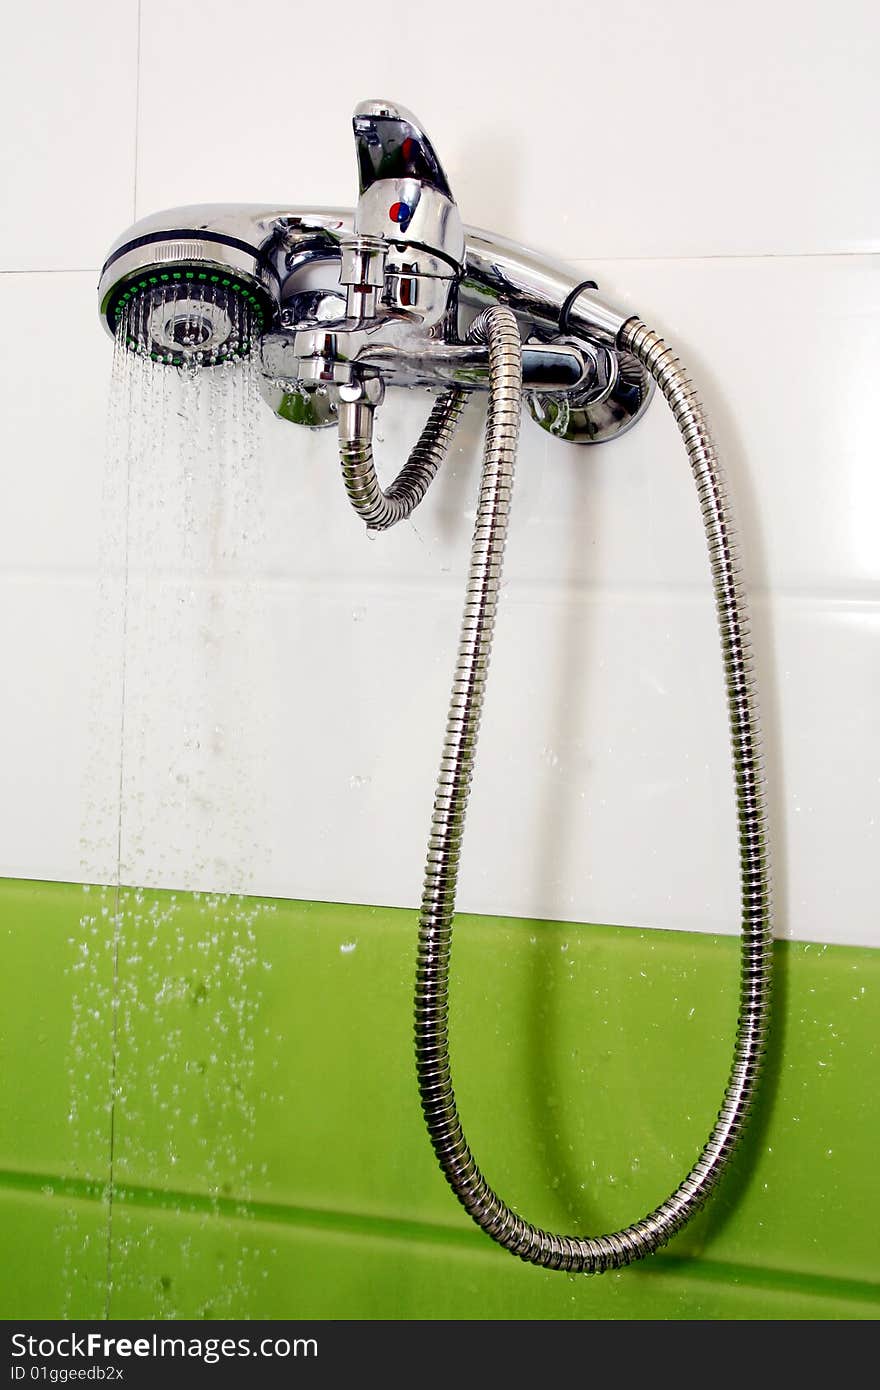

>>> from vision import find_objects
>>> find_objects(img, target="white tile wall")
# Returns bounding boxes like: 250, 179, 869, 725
0, 2, 139, 270
0, 0, 878, 947
136, 0, 880, 260
0, 274, 114, 573
0, 575, 106, 882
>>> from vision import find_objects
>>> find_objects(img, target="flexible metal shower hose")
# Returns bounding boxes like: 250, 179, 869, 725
414, 307, 772, 1271
339, 382, 467, 530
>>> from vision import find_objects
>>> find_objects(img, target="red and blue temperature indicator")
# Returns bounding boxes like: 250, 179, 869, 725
389, 138, 418, 226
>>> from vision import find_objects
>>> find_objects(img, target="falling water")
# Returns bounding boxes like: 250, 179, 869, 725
65, 294, 276, 1317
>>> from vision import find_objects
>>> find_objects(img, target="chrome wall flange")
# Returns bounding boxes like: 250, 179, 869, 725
527, 339, 654, 444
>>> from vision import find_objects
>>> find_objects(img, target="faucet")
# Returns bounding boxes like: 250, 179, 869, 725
98, 99, 652, 533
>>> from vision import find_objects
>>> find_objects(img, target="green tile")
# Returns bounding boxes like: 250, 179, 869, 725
106, 1201, 879, 1321
680, 938, 880, 1281
0, 879, 115, 1185
0, 1187, 108, 1319
3, 878, 879, 1317
110, 892, 880, 1286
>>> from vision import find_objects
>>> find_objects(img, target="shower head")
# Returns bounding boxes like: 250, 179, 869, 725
97, 205, 285, 366
110, 277, 270, 367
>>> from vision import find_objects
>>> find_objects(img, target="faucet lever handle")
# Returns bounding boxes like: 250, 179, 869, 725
352, 100, 465, 271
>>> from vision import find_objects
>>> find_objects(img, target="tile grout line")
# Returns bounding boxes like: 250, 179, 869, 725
0, 268, 102, 277
0, 1167, 877, 1310
4, 878, 880, 953
575, 248, 880, 264
132, 0, 142, 226
102, 341, 137, 1324
1, 568, 880, 613
103, 0, 143, 1310
1, 252, 879, 280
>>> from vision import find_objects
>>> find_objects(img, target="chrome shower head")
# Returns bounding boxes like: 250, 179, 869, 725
109, 273, 270, 367
97, 206, 284, 367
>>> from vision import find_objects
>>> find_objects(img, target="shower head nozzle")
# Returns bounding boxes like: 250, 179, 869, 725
104, 267, 273, 367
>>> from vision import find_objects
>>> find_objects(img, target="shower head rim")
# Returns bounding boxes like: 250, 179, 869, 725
106, 264, 274, 368
98, 237, 279, 341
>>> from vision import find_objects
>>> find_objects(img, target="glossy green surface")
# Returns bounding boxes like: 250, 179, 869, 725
1, 877, 878, 1319
0, 1188, 108, 1320
0, 881, 114, 1185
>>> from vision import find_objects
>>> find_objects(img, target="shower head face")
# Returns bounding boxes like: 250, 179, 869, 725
106, 266, 273, 367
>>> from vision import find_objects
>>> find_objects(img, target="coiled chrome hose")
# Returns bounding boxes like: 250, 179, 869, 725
414, 309, 772, 1271
339, 383, 467, 531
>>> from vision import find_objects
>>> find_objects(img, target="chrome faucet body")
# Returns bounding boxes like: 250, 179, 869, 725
98, 101, 652, 468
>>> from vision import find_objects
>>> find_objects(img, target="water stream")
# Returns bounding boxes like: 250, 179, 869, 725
65, 311, 277, 1317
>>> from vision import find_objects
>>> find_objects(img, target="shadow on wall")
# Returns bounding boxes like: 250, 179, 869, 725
514, 302, 791, 1255
679, 344, 790, 1248
622, 283, 791, 935
519, 930, 791, 1261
